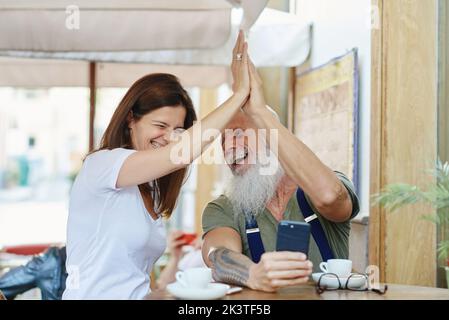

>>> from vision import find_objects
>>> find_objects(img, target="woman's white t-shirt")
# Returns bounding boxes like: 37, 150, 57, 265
62, 148, 166, 300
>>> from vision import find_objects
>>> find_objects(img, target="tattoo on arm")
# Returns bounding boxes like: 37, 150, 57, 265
208, 247, 253, 287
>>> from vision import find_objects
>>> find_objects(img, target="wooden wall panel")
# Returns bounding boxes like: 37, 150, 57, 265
369, 0, 385, 280
370, 0, 438, 286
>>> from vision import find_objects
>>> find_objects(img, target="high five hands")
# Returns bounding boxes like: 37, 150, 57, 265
231, 30, 267, 118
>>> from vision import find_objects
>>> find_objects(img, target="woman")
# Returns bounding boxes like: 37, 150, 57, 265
63, 34, 250, 300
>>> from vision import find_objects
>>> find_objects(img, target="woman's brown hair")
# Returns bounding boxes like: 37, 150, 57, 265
97, 73, 197, 218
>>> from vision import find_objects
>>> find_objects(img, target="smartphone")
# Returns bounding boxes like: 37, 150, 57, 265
276, 220, 311, 256
178, 233, 197, 245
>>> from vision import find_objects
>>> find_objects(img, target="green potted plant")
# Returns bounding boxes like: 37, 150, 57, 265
373, 160, 449, 289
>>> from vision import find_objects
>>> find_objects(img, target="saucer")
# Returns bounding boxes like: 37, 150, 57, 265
167, 282, 230, 300
312, 273, 366, 289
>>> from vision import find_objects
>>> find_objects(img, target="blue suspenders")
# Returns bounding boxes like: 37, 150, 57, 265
245, 215, 265, 263
295, 188, 335, 262
245, 187, 335, 263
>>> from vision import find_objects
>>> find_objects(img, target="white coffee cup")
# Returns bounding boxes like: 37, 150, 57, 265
175, 267, 212, 289
319, 259, 352, 278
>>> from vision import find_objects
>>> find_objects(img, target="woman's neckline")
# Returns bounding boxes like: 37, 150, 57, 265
137, 187, 161, 222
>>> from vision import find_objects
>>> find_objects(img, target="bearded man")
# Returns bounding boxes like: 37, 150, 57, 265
201, 33, 360, 293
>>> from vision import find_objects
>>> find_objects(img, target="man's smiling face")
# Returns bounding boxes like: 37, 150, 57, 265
222, 112, 260, 176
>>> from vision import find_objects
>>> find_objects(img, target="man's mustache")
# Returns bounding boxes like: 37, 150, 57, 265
224, 147, 249, 165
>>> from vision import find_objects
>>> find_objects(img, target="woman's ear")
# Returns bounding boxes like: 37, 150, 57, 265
126, 111, 134, 129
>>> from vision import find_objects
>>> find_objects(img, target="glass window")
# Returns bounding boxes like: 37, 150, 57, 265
0, 87, 89, 246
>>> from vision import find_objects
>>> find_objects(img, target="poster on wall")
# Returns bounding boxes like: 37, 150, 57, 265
292, 49, 359, 193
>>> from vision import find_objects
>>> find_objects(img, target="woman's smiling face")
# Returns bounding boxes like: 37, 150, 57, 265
128, 105, 187, 151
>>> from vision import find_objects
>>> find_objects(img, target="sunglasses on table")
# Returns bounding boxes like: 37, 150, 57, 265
315, 272, 388, 295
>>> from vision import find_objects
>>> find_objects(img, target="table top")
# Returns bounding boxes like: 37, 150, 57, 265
146, 282, 449, 300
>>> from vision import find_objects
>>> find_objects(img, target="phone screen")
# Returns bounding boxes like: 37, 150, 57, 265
276, 220, 311, 256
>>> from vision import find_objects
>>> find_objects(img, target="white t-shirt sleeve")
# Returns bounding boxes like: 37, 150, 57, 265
83, 148, 137, 193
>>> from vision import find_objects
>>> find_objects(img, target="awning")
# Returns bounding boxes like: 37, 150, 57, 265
0, 0, 267, 51
0, 3, 311, 88
0, 57, 231, 88
0, 3, 309, 67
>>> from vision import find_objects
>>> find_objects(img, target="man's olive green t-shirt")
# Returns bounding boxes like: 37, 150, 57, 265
202, 172, 360, 272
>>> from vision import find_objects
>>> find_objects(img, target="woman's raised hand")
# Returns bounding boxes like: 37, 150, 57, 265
232, 30, 250, 99
242, 57, 267, 117
231, 31, 267, 117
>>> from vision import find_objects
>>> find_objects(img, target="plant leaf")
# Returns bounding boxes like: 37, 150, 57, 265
437, 240, 449, 261
420, 214, 441, 225
372, 184, 425, 212
372, 160, 449, 262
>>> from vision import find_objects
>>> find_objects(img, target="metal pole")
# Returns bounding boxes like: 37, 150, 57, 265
89, 61, 96, 152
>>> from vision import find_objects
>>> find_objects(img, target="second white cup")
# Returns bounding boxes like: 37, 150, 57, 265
175, 267, 212, 289
319, 259, 352, 278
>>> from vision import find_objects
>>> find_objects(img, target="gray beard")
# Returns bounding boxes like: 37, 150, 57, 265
224, 162, 284, 222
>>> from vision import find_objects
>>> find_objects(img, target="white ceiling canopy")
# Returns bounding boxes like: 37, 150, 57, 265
0, 7, 310, 67
0, 1, 311, 88
0, 0, 270, 52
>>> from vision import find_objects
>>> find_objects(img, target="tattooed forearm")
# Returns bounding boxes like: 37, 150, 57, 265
208, 247, 254, 287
